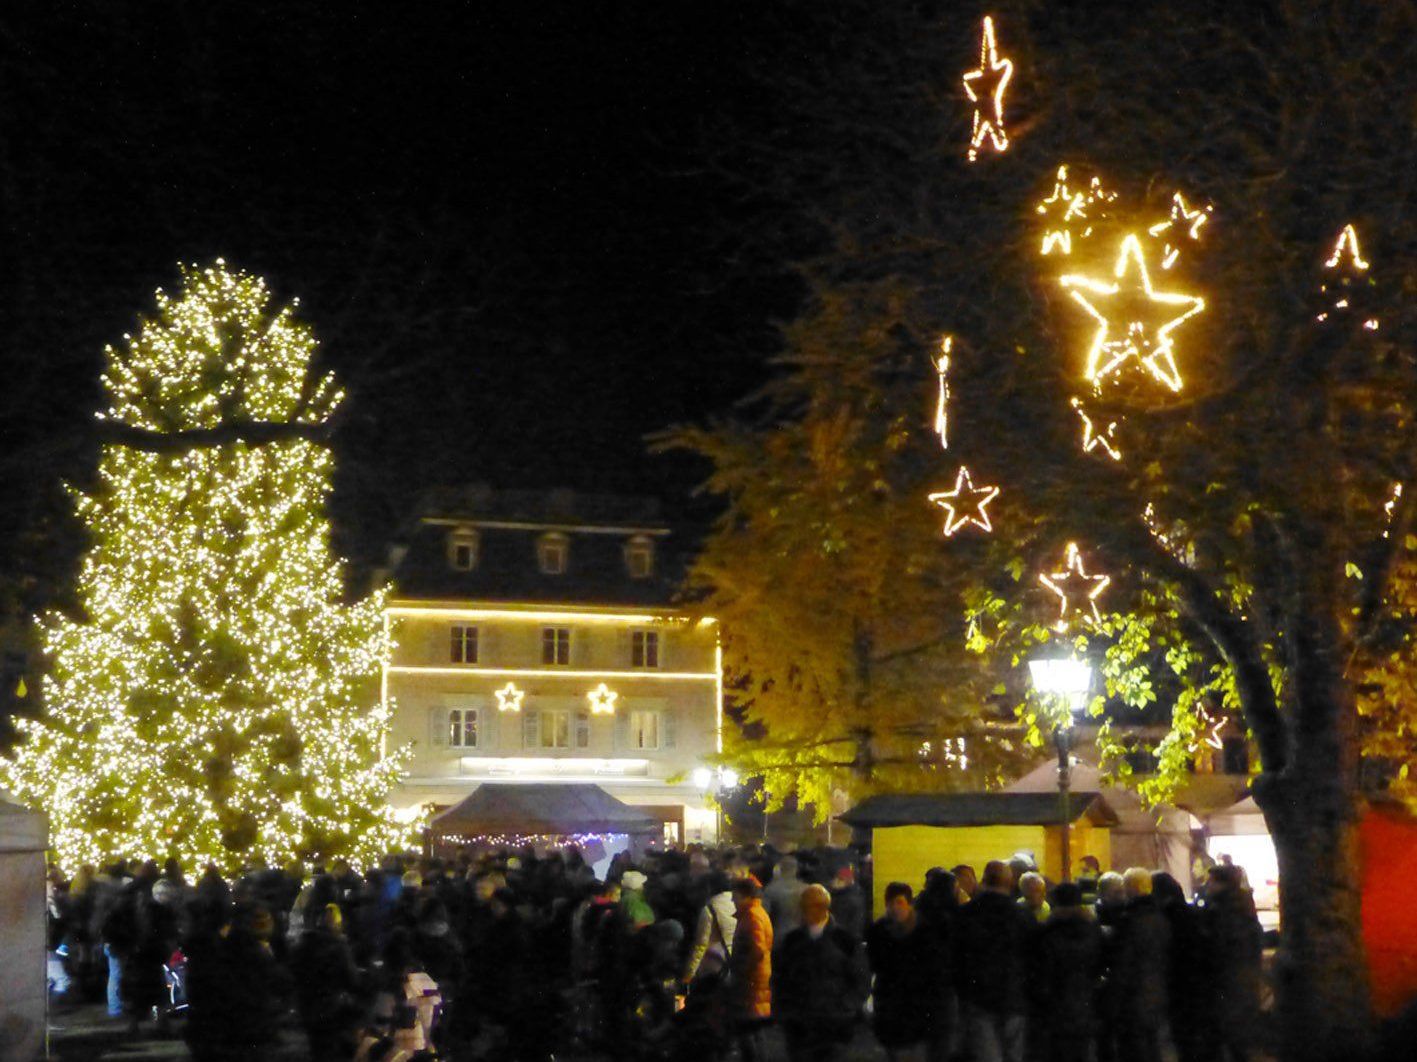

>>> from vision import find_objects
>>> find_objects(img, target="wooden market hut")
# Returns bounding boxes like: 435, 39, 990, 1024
841, 791, 1118, 910
0, 793, 47, 1062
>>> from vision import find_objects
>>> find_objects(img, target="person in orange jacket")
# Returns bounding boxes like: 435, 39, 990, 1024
729, 876, 774, 1061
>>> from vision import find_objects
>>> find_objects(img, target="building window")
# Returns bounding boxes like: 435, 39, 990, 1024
542, 627, 571, 666
538, 533, 569, 575
450, 625, 479, 664
449, 707, 479, 749
625, 536, 655, 579
631, 630, 660, 669
448, 529, 479, 571
630, 709, 661, 750
540, 708, 572, 749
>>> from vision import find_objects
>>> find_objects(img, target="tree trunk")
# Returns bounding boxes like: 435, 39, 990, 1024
1260, 777, 1373, 1061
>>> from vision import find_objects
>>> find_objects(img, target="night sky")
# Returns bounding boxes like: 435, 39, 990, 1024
0, 2, 812, 598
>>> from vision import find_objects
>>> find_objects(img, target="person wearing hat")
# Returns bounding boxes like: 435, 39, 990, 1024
619, 869, 656, 930
1030, 883, 1103, 1062
728, 876, 774, 1061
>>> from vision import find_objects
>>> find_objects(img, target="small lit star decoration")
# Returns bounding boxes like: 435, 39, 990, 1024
1383, 483, 1403, 539
495, 682, 525, 713
1071, 396, 1121, 461
962, 16, 1013, 162
1039, 541, 1111, 632
586, 683, 619, 715
1317, 223, 1379, 331
929, 465, 1000, 537
1187, 703, 1228, 753
1147, 192, 1211, 270
1060, 234, 1206, 393
1037, 165, 1117, 256
933, 336, 952, 448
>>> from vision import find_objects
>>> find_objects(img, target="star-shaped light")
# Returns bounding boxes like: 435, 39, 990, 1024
586, 682, 618, 715
1188, 704, 1228, 753
1071, 396, 1121, 461
1147, 193, 1211, 269
1037, 167, 1117, 256
1325, 223, 1369, 271
1060, 234, 1206, 392
933, 336, 952, 449
494, 682, 525, 713
928, 465, 1000, 537
962, 16, 1013, 162
1039, 542, 1110, 631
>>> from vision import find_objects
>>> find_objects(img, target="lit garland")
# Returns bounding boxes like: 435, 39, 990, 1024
933, 336, 952, 449
0, 261, 414, 873
586, 683, 619, 715
432, 831, 624, 849
1036, 165, 1116, 256
1147, 192, 1210, 269
962, 16, 1013, 162
1039, 542, 1110, 631
1071, 396, 1122, 461
928, 465, 1000, 536
1060, 234, 1206, 393
495, 682, 525, 713
1317, 223, 1379, 330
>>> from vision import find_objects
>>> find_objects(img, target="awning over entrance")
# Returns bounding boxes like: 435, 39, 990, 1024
430, 782, 660, 841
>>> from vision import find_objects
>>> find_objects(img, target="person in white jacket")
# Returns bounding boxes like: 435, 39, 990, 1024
683, 871, 737, 985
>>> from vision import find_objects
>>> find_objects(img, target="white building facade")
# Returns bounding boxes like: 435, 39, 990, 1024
382, 487, 722, 843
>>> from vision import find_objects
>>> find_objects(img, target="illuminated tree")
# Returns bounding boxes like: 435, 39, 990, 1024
677, 2, 1417, 1056
1, 261, 410, 872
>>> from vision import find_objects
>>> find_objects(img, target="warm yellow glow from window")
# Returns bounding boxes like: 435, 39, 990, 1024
1060, 234, 1205, 393
387, 665, 716, 681
387, 605, 691, 625
1039, 542, 1111, 632
928, 465, 1000, 537
962, 16, 1013, 162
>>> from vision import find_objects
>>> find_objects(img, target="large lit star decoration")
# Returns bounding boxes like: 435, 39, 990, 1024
586, 683, 618, 715
1147, 192, 1211, 269
1071, 396, 1121, 461
928, 465, 1000, 537
1060, 234, 1205, 393
1317, 223, 1378, 330
1039, 542, 1110, 632
1036, 166, 1117, 256
933, 336, 952, 448
962, 16, 1013, 162
494, 682, 525, 713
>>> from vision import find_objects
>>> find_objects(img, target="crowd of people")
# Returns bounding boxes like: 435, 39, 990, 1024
44, 843, 1266, 1062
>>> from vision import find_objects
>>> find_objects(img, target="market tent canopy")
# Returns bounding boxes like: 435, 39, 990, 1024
841, 791, 1118, 829
431, 783, 659, 839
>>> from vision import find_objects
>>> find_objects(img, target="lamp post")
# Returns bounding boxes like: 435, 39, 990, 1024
1027, 655, 1093, 882
693, 766, 739, 843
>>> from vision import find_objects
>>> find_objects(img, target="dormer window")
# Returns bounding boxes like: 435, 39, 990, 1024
447, 528, 479, 571
538, 532, 569, 575
625, 536, 654, 579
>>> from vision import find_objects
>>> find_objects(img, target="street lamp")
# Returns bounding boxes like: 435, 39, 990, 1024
693, 766, 739, 843
1028, 655, 1094, 882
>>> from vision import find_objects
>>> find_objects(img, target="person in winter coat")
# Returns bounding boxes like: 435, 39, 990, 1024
728, 876, 773, 1062
828, 864, 867, 940
1198, 864, 1263, 1062
293, 903, 362, 1062
774, 884, 869, 1061
954, 860, 1034, 1062
683, 870, 736, 985
1110, 868, 1171, 1062
1151, 872, 1211, 1062
1094, 871, 1129, 1062
1017, 872, 1051, 925
867, 882, 945, 1061
185, 903, 292, 1062
1029, 883, 1103, 1062
619, 869, 656, 930
763, 855, 808, 947
914, 868, 960, 1062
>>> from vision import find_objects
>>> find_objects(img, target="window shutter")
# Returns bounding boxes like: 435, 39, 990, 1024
523, 709, 540, 750
575, 710, 591, 750
656, 631, 669, 669
483, 706, 498, 752
429, 707, 449, 747
613, 709, 631, 753
662, 710, 677, 749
